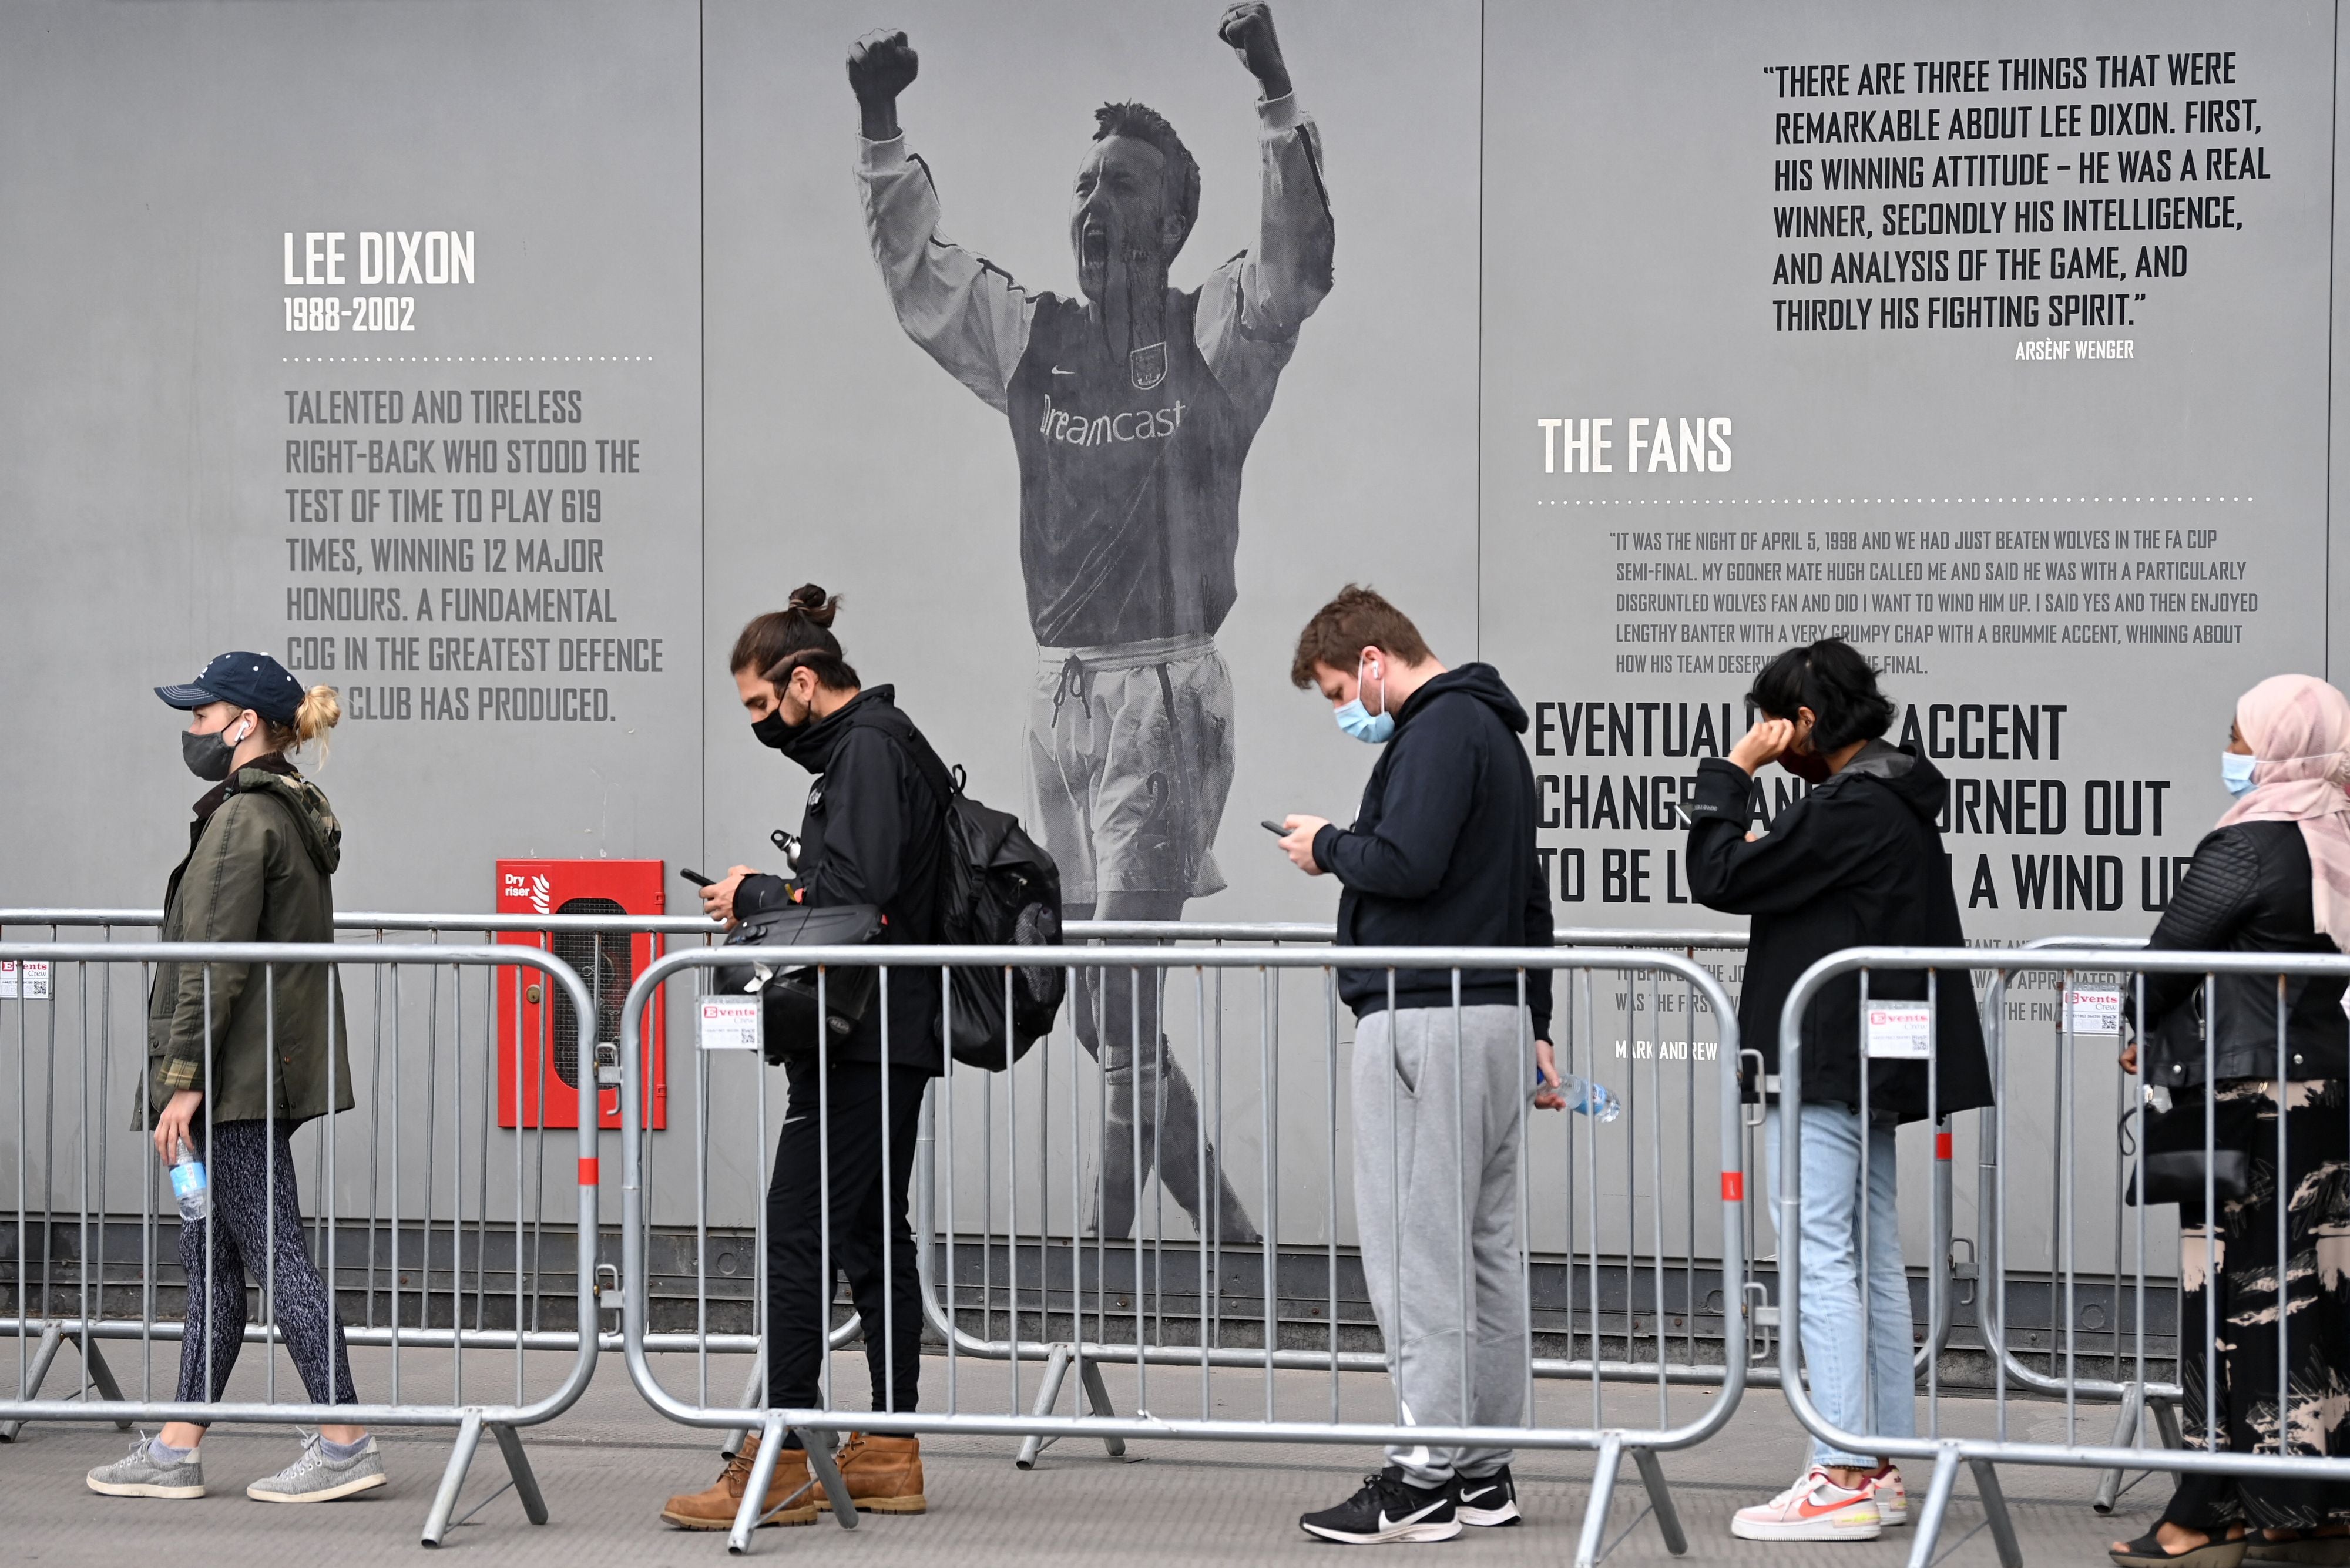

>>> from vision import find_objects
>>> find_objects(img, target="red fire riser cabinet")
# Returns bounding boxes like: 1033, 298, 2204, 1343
495, 858, 668, 1131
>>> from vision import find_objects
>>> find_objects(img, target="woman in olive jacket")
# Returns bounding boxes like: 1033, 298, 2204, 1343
2111, 674, 2350, 1568
86, 652, 381, 1507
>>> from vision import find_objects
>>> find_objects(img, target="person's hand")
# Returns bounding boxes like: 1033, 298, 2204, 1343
847, 29, 918, 103
1276, 814, 1329, 875
1728, 717, 1797, 776
1532, 1039, 1566, 1110
701, 865, 760, 930
847, 29, 917, 139
153, 1089, 202, 1166
1218, 1, 1292, 99
2119, 1042, 2138, 1075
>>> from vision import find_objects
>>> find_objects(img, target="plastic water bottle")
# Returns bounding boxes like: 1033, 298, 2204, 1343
170, 1139, 207, 1224
1542, 1073, 1623, 1122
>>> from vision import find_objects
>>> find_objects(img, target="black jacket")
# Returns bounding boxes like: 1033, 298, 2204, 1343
2135, 820, 2348, 1086
1314, 664, 1554, 1037
742, 687, 949, 1076
1685, 743, 1992, 1122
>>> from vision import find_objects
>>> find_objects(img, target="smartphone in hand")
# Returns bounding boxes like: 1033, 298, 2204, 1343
679, 868, 714, 888
1261, 819, 1289, 835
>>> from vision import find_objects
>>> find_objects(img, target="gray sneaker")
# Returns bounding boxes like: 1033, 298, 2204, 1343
246, 1433, 387, 1503
86, 1435, 205, 1499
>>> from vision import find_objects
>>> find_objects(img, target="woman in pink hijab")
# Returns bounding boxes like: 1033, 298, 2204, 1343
2112, 675, 2350, 1568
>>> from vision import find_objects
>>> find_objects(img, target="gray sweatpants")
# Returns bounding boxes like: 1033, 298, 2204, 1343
1352, 1003, 1531, 1486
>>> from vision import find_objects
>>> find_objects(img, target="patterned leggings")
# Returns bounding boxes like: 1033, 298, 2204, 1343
2164, 1079, 2350, 1532
174, 1117, 357, 1412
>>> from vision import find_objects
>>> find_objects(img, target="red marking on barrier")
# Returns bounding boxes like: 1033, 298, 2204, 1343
579, 1157, 601, 1186
1721, 1172, 1744, 1201
1935, 1133, 1953, 1161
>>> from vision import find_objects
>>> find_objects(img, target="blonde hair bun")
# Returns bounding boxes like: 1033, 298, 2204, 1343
284, 683, 341, 761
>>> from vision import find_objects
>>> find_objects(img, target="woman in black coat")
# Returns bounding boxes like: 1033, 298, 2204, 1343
2111, 674, 2350, 1568
1684, 639, 1993, 1543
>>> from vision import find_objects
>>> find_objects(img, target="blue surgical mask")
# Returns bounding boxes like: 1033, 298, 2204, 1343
2221, 751, 2257, 798
1334, 657, 1394, 744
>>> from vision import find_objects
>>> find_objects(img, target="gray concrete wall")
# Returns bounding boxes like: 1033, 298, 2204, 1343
1, 1, 2335, 1277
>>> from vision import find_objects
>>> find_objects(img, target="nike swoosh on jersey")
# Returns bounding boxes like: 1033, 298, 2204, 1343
1049, 365, 1077, 375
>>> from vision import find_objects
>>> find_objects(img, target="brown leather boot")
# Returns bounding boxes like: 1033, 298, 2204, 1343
659, 1433, 820, 1529
835, 1432, 926, 1514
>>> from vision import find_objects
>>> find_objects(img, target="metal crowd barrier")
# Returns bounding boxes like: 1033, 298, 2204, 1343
0, 939, 602, 1545
0, 907, 1753, 1551
1779, 944, 2350, 1568
1978, 935, 2168, 1515
617, 942, 1747, 1564
0, 909, 1749, 952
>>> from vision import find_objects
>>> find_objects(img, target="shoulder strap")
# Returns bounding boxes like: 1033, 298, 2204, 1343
847, 704, 959, 818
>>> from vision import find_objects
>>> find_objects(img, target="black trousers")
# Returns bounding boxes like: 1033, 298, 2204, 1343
764, 1057, 929, 1426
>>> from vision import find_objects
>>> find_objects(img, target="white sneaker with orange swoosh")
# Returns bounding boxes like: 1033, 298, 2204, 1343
1869, 1463, 1908, 1526
1730, 1467, 1885, 1542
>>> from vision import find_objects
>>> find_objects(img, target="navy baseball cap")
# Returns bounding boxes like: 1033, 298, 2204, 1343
156, 651, 304, 725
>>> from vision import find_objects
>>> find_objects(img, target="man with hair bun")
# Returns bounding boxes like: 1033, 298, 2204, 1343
848, 1, 1334, 1245
662, 587, 948, 1530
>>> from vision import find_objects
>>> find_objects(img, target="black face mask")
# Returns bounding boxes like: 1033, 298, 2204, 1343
750, 709, 800, 750
1779, 746, 1831, 785
181, 726, 237, 782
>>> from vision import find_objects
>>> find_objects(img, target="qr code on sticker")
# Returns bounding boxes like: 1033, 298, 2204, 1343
0, 961, 52, 1000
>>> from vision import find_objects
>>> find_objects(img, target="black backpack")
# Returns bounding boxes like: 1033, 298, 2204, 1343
857, 708, 1067, 1070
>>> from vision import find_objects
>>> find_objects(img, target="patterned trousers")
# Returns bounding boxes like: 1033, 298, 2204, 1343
175, 1117, 357, 1413
2164, 1079, 2350, 1532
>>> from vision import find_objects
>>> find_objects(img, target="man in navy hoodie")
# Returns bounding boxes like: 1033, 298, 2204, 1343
1274, 586, 1559, 1546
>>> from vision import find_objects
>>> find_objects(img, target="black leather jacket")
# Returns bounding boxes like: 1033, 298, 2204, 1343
2137, 820, 2348, 1086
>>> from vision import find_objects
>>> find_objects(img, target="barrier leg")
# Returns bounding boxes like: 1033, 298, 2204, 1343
1969, 1458, 2025, 1568
1076, 1352, 1128, 1458
803, 1428, 855, 1529
1906, 1447, 1963, 1568
2092, 1382, 2145, 1513
726, 1415, 788, 1555
721, 1352, 765, 1458
0, 1322, 64, 1442
80, 1337, 132, 1429
2151, 1397, 2183, 1450
421, 1409, 486, 1548
1014, 1344, 1072, 1469
1573, 1433, 1624, 1568
1629, 1445, 1687, 1556
488, 1421, 549, 1527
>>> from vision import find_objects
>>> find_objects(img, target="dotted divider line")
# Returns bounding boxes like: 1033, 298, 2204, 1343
1542, 495, 2252, 505
280, 355, 655, 364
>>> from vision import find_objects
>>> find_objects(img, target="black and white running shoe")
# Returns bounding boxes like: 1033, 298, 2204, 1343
1452, 1466, 1522, 1527
1299, 1466, 1461, 1545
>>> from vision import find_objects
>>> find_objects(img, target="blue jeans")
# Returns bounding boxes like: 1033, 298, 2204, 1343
1764, 1102, 1916, 1467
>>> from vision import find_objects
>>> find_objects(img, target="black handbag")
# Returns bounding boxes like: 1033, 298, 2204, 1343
713, 898, 883, 1065
2125, 1096, 2258, 1207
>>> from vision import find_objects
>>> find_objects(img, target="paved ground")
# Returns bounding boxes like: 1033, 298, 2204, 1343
5, 1344, 2168, 1565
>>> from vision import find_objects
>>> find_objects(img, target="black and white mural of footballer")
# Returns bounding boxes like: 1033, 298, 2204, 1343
850, 0, 1334, 1243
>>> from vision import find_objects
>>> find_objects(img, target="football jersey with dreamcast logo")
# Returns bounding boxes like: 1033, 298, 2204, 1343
1006, 288, 1250, 648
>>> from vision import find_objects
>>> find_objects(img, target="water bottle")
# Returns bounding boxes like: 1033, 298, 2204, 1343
1541, 1073, 1623, 1122
170, 1139, 208, 1224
